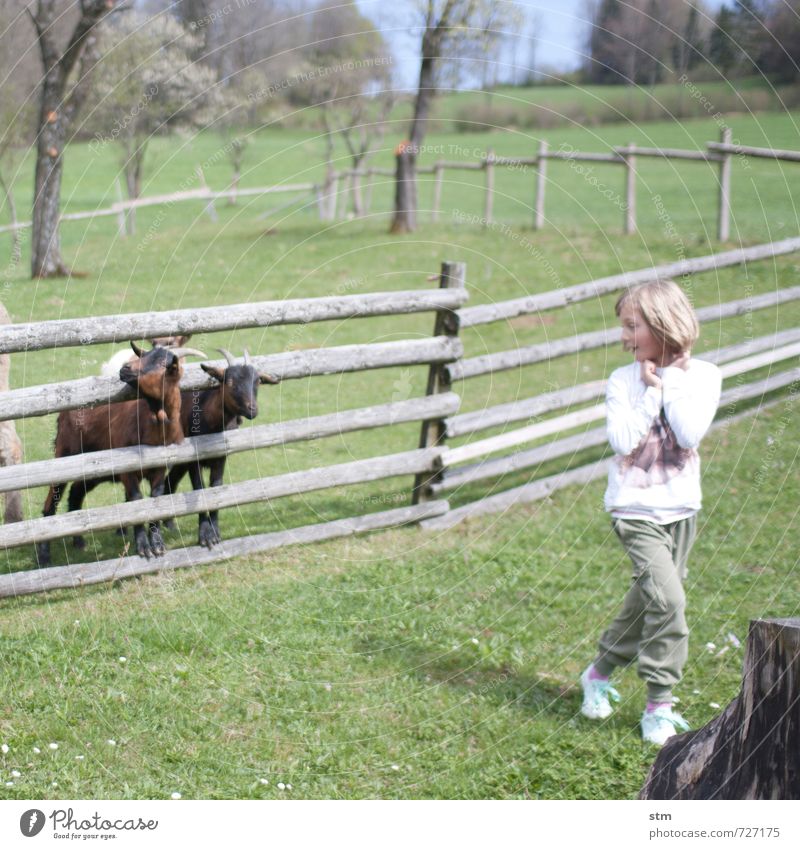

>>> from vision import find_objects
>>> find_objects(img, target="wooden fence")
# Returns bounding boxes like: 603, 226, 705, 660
5, 133, 800, 242
1, 237, 798, 597
0, 281, 468, 597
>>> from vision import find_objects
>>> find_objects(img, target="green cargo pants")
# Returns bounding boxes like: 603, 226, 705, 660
593, 515, 697, 703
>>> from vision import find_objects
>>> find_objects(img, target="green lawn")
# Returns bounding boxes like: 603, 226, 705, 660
0, 112, 798, 798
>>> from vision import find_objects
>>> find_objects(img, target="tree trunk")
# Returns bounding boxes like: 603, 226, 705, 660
31, 72, 69, 278
30, 1, 117, 278
390, 21, 441, 234
641, 618, 800, 800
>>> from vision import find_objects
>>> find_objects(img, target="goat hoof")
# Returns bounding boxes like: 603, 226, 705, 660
199, 522, 218, 549
149, 532, 165, 556
35, 545, 51, 568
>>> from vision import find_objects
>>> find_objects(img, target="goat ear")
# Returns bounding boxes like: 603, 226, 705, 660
201, 363, 225, 383
259, 372, 280, 385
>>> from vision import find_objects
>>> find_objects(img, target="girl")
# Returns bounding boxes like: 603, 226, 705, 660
580, 279, 721, 746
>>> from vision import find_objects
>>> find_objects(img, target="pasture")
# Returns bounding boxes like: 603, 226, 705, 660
0, 110, 799, 798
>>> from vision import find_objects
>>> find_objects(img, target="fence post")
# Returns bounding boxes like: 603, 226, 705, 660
412, 261, 466, 505
328, 171, 339, 220
364, 168, 375, 215
624, 142, 636, 235
115, 179, 127, 238
432, 161, 444, 222
195, 165, 218, 223
718, 127, 732, 242
484, 149, 495, 225
534, 140, 547, 230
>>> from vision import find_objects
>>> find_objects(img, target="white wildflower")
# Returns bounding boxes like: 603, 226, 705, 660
323, 683, 332, 692
119, 657, 127, 664
11, 770, 20, 777
33, 747, 41, 754
49, 743, 58, 750
726, 632, 741, 648
1, 744, 8, 754
76, 756, 85, 761
391, 764, 400, 771
277, 782, 285, 790
170, 792, 181, 800
705, 642, 716, 652
5, 781, 12, 787
259, 778, 269, 785
715, 646, 729, 658
471, 638, 479, 645
286, 784, 292, 790
672, 696, 681, 704
107, 740, 116, 746
709, 702, 721, 709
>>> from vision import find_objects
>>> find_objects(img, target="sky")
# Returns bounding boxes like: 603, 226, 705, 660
356, 0, 727, 88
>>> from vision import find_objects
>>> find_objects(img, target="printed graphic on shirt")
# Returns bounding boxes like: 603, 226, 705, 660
617, 410, 696, 488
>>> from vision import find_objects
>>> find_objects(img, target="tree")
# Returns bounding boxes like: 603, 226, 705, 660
709, 5, 738, 74
760, 0, 800, 80
28, 0, 120, 278
297, 1, 394, 218
88, 10, 223, 234
390, 0, 514, 234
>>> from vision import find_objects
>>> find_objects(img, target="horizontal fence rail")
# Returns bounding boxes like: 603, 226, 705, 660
457, 237, 800, 328
0, 337, 463, 422
0, 393, 461, 494
0, 502, 450, 598
450, 286, 800, 381
0, 448, 442, 551
0, 289, 468, 354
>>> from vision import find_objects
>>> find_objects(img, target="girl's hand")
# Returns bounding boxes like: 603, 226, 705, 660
641, 359, 662, 389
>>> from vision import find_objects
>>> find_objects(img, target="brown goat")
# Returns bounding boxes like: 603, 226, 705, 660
36, 341, 206, 566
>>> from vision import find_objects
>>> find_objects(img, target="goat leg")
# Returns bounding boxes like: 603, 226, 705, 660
188, 461, 217, 549
207, 457, 226, 546
36, 482, 65, 566
122, 474, 153, 559
147, 470, 167, 556
67, 479, 98, 550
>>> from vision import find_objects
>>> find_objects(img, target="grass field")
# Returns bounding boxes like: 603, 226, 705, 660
0, 108, 799, 798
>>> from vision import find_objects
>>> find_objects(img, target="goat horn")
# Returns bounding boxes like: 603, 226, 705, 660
217, 348, 236, 366
243, 348, 251, 366
130, 340, 146, 358
169, 347, 207, 359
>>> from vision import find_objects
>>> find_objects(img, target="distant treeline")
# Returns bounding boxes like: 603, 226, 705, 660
585, 1, 800, 85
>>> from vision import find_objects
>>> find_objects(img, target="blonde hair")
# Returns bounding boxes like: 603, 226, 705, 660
615, 279, 699, 356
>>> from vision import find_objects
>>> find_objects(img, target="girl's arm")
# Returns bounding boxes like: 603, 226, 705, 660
661, 364, 722, 449
605, 369, 662, 456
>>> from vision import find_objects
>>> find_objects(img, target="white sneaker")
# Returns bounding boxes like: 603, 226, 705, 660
580, 665, 620, 719
641, 706, 690, 746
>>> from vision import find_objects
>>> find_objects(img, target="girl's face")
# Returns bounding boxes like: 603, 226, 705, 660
619, 302, 666, 365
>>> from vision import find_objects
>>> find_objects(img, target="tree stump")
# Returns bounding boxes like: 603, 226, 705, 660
641, 618, 800, 799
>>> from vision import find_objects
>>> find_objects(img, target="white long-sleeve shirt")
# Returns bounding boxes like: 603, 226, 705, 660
604, 358, 722, 523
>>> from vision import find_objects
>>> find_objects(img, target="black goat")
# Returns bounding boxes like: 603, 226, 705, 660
165, 348, 279, 548
37, 342, 206, 566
